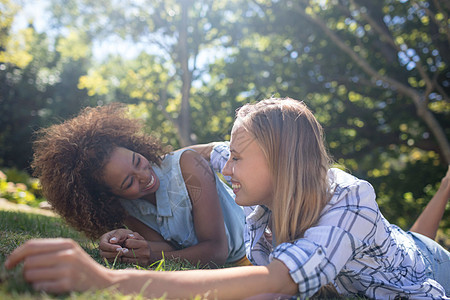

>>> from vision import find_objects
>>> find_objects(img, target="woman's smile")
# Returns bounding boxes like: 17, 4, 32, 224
143, 174, 156, 191
102, 147, 160, 200
231, 181, 241, 194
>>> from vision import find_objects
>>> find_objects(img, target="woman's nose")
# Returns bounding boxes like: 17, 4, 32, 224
222, 159, 232, 177
136, 169, 147, 182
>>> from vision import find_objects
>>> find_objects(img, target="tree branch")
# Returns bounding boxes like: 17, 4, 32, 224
295, 2, 417, 100
424, 0, 450, 48
294, 1, 450, 163
350, 0, 436, 99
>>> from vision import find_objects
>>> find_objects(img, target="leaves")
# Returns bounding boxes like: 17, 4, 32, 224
1, 0, 449, 232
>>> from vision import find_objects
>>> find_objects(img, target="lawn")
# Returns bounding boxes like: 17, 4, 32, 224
0, 206, 205, 300
3, 203, 445, 300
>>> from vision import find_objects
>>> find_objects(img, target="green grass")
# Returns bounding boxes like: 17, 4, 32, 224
0, 209, 205, 299
0, 208, 385, 300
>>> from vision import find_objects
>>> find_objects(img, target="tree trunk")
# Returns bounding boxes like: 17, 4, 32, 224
177, 0, 193, 147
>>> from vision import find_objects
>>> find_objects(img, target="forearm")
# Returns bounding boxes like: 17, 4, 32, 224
149, 240, 228, 267
5, 238, 297, 298
108, 261, 295, 299
410, 186, 448, 239
411, 166, 450, 239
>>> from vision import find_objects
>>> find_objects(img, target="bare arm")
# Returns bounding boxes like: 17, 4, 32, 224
152, 150, 228, 265
111, 150, 229, 266
182, 142, 222, 162
410, 166, 450, 239
109, 258, 297, 299
5, 238, 298, 298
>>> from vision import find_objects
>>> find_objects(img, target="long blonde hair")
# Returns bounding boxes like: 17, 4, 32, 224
237, 98, 331, 244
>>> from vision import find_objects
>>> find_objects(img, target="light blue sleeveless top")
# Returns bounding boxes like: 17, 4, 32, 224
120, 149, 245, 263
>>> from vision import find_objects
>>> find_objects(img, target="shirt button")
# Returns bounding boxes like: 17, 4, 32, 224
317, 249, 323, 255
157, 216, 162, 223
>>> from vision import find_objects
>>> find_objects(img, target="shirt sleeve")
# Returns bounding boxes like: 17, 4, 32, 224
209, 141, 231, 184
271, 179, 379, 299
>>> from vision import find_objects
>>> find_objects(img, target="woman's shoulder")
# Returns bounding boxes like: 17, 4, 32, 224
327, 168, 377, 209
177, 149, 209, 173
158, 149, 195, 172
329, 168, 374, 192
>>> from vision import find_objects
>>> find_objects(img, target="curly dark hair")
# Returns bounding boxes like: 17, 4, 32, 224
32, 104, 169, 239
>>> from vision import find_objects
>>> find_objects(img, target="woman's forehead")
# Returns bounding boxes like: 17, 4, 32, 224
230, 125, 256, 153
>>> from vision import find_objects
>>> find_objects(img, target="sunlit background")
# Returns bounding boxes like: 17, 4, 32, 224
1, 0, 449, 238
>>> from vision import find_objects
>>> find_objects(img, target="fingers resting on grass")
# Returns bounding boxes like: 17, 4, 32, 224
4, 238, 112, 293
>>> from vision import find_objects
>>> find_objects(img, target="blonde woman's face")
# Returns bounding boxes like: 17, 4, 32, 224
102, 147, 160, 201
222, 124, 274, 208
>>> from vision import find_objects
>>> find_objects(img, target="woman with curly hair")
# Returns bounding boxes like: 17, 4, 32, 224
31, 104, 247, 267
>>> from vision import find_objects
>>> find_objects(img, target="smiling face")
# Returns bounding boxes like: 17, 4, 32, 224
102, 147, 160, 201
222, 124, 274, 208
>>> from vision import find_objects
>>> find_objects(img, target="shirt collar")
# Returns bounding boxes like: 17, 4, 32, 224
246, 205, 271, 249
246, 205, 271, 226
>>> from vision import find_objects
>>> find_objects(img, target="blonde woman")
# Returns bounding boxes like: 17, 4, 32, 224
5, 98, 450, 299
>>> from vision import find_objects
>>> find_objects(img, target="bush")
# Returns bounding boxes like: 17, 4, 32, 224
0, 169, 44, 207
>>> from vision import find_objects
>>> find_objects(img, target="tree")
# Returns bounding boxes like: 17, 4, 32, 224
236, 0, 449, 165
0, 5, 95, 169
289, 0, 449, 228
198, 0, 449, 230
3, 0, 447, 232
0, 0, 33, 68
293, 0, 449, 163
49, 0, 251, 146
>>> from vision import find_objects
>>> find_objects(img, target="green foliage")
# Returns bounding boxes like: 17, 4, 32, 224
1, 0, 449, 233
211, 0, 449, 231
47, 0, 263, 145
0, 169, 43, 207
0, 0, 33, 68
0, 4, 98, 170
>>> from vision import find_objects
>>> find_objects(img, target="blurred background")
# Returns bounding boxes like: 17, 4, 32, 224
0, 0, 449, 237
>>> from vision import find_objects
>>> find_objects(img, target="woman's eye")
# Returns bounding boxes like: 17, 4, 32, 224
232, 157, 239, 161
126, 177, 134, 189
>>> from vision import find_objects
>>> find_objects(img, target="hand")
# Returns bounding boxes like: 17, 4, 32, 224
99, 229, 152, 265
99, 228, 134, 261
120, 234, 152, 266
4, 238, 111, 294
